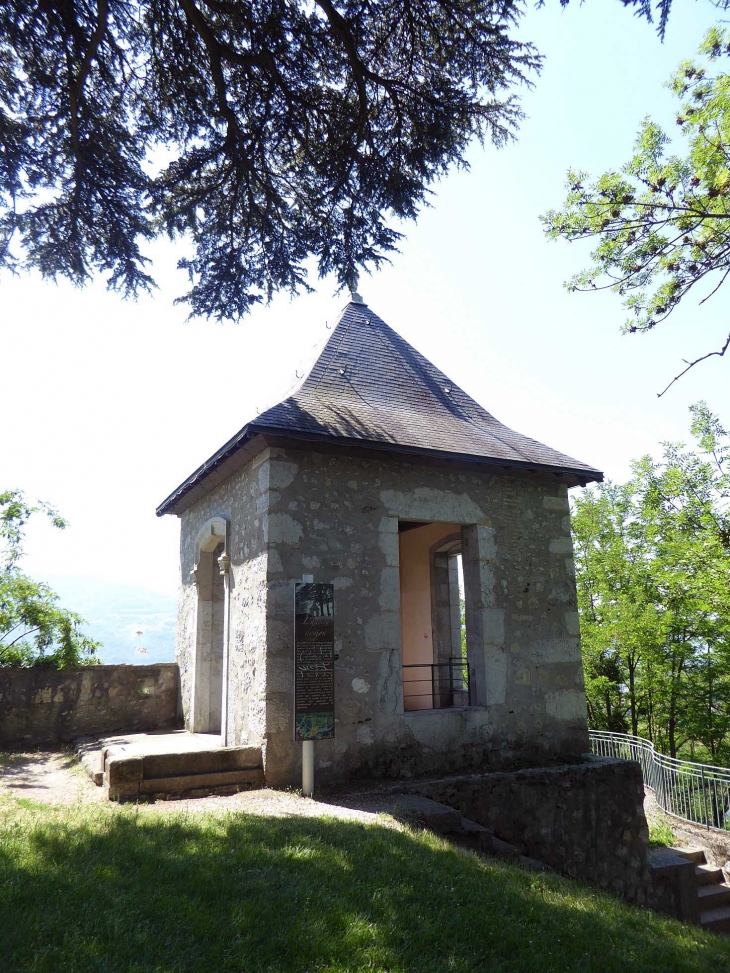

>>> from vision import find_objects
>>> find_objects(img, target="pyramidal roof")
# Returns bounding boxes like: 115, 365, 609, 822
157, 298, 602, 515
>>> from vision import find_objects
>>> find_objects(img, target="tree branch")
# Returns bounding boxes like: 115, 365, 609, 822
658, 331, 730, 397
2, 626, 41, 650
68, 0, 109, 153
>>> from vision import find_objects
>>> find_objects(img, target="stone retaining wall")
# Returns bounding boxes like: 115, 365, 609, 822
0, 664, 180, 749
402, 756, 652, 904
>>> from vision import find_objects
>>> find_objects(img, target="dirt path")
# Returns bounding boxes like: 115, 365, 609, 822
0, 750, 401, 825
0, 752, 105, 807
23, 750, 730, 854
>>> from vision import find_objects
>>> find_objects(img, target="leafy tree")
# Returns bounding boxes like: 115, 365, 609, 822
543, 27, 730, 394
0, 490, 100, 667
0, 0, 540, 320
572, 481, 665, 735
572, 404, 730, 763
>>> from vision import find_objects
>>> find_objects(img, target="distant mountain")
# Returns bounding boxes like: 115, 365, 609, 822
46, 576, 176, 665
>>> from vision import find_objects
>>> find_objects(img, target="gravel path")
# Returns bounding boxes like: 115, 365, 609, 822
0, 750, 402, 825
7, 752, 729, 852
0, 752, 105, 807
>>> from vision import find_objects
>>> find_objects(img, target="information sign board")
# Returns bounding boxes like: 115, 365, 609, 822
294, 582, 335, 741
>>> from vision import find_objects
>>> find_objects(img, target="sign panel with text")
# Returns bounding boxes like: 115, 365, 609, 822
294, 582, 335, 742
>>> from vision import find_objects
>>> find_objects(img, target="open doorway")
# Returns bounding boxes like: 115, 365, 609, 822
192, 527, 226, 734
399, 521, 469, 711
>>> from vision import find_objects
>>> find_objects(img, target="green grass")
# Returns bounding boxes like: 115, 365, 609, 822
0, 797, 728, 973
649, 818, 677, 849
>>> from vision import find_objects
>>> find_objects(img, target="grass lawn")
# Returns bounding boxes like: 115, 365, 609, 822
648, 818, 677, 849
0, 791, 728, 973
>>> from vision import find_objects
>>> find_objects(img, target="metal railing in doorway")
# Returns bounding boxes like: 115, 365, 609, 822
402, 659, 471, 710
589, 729, 730, 833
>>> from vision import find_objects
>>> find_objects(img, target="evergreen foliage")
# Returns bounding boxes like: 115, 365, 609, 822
0, 1, 540, 320
573, 405, 730, 763
0, 490, 100, 667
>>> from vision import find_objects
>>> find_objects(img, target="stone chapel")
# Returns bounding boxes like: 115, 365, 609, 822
157, 295, 602, 787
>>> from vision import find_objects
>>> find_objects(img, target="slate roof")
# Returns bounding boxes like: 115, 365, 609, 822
157, 298, 602, 515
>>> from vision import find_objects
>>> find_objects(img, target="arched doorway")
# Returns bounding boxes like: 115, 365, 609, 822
191, 520, 227, 734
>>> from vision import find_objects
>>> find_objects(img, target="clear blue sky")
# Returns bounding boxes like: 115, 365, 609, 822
3, 0, 728, 597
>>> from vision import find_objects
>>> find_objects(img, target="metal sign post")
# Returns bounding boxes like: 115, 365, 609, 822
302, 740, 315, 797
294, 580, 335, 798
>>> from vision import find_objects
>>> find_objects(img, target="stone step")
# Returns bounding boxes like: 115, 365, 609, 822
490, 835, 521, 860
78, 747, 104, 786
454, 817, 549, 872
700, 906, 730, 934
698, 883, 730, 909
456, 816, 496, 854
696, 864, 725, 887
390, 795, 463, 834
675, 846, 707, 865
139, 767, 264, 795
104, 747, 264, 800
390, 797, 552, 876
139, 747, 261, 779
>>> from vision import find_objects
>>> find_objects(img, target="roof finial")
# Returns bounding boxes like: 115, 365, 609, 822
344, 270, 363, 304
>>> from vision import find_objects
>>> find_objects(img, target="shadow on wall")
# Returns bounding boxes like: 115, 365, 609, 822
1, 811, 728, 971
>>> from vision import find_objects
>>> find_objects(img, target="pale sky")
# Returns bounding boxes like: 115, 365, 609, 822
3, 0, 729, 598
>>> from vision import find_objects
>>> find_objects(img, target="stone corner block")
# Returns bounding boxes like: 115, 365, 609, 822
106, 781, 140, 802
462, 524, 497, 563
107, 755, 144, 786
564, 611, 581, 637
543, 495, 568, 511
549, 537, 573, 555
466, 608, 504, 645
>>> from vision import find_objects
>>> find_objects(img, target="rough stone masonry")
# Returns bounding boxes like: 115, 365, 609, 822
158, 294, 603, 789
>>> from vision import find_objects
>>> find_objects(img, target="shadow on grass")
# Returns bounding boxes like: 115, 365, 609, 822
0, 808, 727, 973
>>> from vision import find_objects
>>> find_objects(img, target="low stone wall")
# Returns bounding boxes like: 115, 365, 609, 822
0, 664, 180, 749
402, 756, 652, 904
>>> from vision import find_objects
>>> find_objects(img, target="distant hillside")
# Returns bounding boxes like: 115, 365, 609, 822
46, 576, 176, 665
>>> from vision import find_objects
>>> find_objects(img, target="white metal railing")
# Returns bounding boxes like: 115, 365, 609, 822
589, 730, 730, 833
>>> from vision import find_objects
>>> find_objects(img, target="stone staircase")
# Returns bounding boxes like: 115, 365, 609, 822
675, 847, 730, 936
388, 794, 549, 872
389, 798, 730, 936
76, 731, 264, 801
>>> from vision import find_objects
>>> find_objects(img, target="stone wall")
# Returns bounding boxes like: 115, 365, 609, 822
177, 448, 270, 746
262, 446, 588, 786
403, 756, 652, 904
176, 443, 589, 786
0, 664, 179, 749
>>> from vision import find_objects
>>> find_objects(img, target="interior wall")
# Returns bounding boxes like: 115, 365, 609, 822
399, 522, 459, 710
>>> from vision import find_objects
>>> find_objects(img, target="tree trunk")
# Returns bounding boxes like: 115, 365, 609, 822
628, 660, 639, 737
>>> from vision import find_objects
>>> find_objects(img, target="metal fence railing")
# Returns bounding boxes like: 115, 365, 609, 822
402, 660, 470, 710
589, 730, 730, 833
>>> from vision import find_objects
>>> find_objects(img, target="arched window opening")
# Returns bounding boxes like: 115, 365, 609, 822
191, 518, 228, 734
